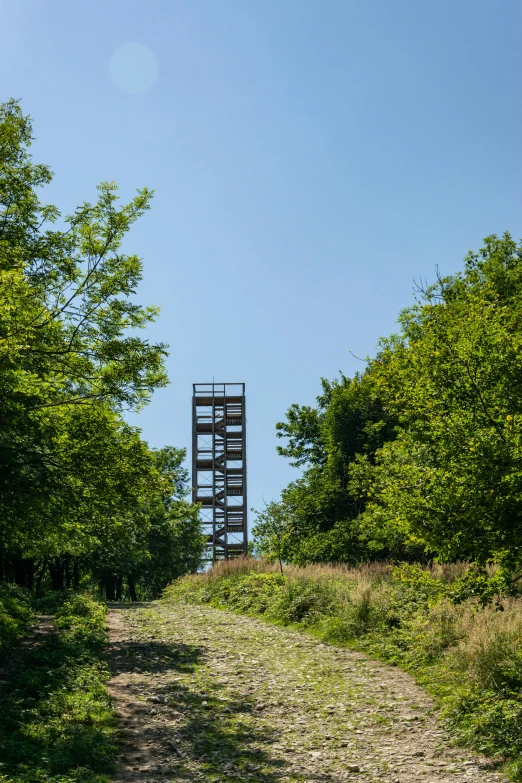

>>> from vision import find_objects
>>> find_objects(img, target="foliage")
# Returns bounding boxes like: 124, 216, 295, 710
168, 560, 522, 777
85, 445, 204, 600
265, 374, 415, 564
353, 233, 522, 569
251, 501, 294, 571
269, 233, 522, 576
0, 584, 34, 655
122, 446, 206, 599
0, 99, 166, 549
0, 594, 115, 783
0, 99, 203, 598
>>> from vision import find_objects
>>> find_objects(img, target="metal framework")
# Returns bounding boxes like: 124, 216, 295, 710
192, 383, 248, 562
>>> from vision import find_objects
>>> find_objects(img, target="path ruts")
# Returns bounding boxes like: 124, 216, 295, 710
107, 602, 508, 783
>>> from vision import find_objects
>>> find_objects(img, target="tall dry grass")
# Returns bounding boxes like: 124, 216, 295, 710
454, 598, 522, 690
200, 556, 471, 584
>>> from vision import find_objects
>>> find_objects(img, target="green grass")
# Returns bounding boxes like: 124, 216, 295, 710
0, 594, 117, 783
165, 559, 522, 780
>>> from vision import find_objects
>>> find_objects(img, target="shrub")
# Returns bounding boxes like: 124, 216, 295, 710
54, 594, 108, 651
271, 576, 338, 625
33, 590, 71, 615
0, 583, 34, 655
409, 598, 463, 662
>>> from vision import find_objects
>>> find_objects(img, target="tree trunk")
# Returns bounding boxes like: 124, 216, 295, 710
13, 558, 35, 589
73, 560, 80, 590
34, 558, 47, 595
64, 557, 72, 590
49, 557, 64, 591
127, 574, 138, 602
105, 574, 116, 601
27, 559, 35, 591
115, 575, 123, 601
14, 557, 26, 587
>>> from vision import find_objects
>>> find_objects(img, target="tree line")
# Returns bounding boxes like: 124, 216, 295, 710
4, 99, 520, 596
0, 100, 205, 598
255, 231, 522, 583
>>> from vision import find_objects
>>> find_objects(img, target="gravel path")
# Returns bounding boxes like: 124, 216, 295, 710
107, 602, 508, 783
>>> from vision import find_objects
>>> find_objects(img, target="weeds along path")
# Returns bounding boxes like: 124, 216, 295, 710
107, 602, 507, 783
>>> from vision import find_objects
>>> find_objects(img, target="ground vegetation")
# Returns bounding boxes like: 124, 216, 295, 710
0, 594, 115, 783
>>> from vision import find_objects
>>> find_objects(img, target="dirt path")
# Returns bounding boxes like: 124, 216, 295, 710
106, 602, 508, 783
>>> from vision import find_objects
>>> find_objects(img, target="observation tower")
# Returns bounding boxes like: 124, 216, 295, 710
192, 383, 248, 562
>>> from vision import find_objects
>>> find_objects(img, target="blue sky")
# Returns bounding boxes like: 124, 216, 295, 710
1, 0, 520, 522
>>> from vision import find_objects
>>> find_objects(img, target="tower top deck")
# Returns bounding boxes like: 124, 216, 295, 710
193, 383, 245, 404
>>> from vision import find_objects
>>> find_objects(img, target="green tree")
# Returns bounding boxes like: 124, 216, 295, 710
270, 234, 522, 572
132, 447, 205, 598
274, 374, 401, 564
86, 446, 205, 600
356, 233, 522, 569
252, 501, 294, 572
0, 99, 170, 585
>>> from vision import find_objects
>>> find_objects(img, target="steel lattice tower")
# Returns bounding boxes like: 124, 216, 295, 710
192, 383, 248, 562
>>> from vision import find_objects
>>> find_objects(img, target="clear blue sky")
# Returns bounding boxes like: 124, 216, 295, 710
1, 0, 520, 521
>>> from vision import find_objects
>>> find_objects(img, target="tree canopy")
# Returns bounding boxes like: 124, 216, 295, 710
257, 233, 522, 575
0, 100, 204, 596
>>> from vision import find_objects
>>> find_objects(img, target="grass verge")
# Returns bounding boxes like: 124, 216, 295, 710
0, 594, 117, 783
165, 558, 522, 780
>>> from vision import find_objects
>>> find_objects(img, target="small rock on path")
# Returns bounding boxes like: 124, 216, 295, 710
107, 602, 508, 783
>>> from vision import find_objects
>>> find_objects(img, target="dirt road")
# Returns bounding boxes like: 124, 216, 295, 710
107, 602, 507, 783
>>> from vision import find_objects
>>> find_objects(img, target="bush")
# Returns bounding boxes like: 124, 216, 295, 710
54, 595, 108, 650
409, 598, 463, 662
33, 590, 71, 615
0, 583, 34, 655
271, 576, 338, 625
